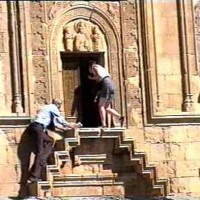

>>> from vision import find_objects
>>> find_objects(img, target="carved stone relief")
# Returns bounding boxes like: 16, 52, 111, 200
73, 20, 91, 51
63, 20, 105, 52
91, 25, 102, 52
89, 2, 120, 33
63, 26, 74, 52
47, 1, 73, 21
107, 3, 118, 20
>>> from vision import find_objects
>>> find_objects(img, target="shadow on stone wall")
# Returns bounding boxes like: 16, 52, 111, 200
17, 127, 35, 198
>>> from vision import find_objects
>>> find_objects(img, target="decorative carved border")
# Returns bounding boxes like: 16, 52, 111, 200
138, 0, 200, 125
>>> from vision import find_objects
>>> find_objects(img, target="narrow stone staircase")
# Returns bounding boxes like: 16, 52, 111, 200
28, 128, 168, 198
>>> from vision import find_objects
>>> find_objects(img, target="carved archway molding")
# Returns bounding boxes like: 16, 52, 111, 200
47, 5, 124, 114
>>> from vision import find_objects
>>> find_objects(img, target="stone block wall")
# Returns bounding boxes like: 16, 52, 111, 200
126, 125, 200, 197
0, 127, 33, 197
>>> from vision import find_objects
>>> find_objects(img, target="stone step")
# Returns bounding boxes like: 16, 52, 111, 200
130, 152, 147, 166
76, 154, 107, 164
78, 128, 101, 138
54, 151, 70, 163
65, 137, 80, 147
78, 128, 125, 139
41, 127, 168, 197
31, 179, 125, 198
101, 128, 125, 138
51, 182, 125, 197
53, 173, 118, 182
46, 165, 61, 181
53, 171, 138, 181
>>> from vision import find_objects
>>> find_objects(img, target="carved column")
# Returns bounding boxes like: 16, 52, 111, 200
177, 0, 195, 111
0, 54, 5, 113
8, 1, 23, 113
194, 1, 200, 74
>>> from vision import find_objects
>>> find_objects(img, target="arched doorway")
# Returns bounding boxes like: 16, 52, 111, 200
48, 7, 124, 127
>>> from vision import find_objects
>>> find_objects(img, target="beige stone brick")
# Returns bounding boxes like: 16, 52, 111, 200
125, 127, 144, 143
157, 57, 172, 75
163, 36, 180, 55
186, 126, 200, 142
153, 161, 176, 178
0, 146, 8, 164
144, 127, 164, 144
0, 164, 20, 183
175, 160, 200, 177
0, 183, 20, 196
6, 145, 19, 165
53, 186, 103, 196
164, 75, 182, 94
164, 126, 188, 143
185, 142, 200, 160
170, 177, 190, 193
157, 2, 177, 18
0, 130, 9, 146
166, 143, 186, 160
103, 185, 124, 196
171, 55, 181, 75
148, 143, 167, 162
166, 17, 179, 35
189, 177, 200, 194
4, 129, 16, 145
170, 177, 200, 196
167, 94, 182, 111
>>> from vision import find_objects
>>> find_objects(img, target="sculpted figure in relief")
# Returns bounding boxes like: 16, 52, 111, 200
91, 25, 101, 51
74, 21, 91, 51
63, 26, 74, 52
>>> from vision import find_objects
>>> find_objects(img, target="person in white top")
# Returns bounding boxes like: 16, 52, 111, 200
88, 60, 124, 128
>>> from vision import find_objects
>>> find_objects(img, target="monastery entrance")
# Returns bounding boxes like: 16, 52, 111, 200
61, 52, 104, 127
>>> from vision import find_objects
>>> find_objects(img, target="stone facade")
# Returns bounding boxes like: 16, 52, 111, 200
0, 0, 200, 198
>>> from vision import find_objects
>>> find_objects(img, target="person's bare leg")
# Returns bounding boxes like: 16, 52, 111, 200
106, 107, 124, 127
106, 107, 121, 118
107, 104, 112, 128
105, 101, 124, 127
98, 99, 107, 127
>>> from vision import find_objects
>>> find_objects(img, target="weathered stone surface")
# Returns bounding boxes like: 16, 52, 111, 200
53, 186, 103, 197
0, 0, 199, 198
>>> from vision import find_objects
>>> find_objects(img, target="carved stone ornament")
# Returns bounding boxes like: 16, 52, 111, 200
91, 25, 101, 52
63, 26, 74, 52
63, 20, 104, 52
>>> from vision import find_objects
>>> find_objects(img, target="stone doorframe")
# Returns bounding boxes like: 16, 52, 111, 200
47, 5, 126, 120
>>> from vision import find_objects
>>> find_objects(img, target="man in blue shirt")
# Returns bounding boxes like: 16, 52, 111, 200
27, 99, 78, 182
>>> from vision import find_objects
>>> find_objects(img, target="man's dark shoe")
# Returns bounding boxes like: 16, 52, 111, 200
119, 116, 124, 127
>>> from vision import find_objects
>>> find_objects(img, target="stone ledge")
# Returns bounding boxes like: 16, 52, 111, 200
78, 128, 125, 139
53, 173, 118, 182
146, 114, 200, 126
0, 116, 31, 127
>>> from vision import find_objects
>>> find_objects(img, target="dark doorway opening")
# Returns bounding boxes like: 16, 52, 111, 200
61, 52, 104, 128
